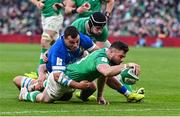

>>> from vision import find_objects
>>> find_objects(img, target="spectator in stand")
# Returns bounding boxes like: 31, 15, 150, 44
136, 33, 147, 47
0, 0, 42, 34
109, 0, 180, 37
151, 38, 163, 48
0, 0, 180, 37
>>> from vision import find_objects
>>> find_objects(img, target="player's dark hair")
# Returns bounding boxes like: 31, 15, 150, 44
110, 41, 129, 53
64, 26, 79, 39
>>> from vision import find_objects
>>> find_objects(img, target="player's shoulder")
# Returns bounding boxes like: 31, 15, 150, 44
96, 48, 107, 56
51, 38, 65, 51
101, 25, 109, 37
79, 33, 91, 41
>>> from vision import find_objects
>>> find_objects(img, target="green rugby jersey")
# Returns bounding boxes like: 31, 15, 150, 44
65, 48, 110, 82
73, 0, 101, 18
41, 0, 62, 17
71, 17, 109, 42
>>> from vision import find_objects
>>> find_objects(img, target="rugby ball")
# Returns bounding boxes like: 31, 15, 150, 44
120, 68, 139, 85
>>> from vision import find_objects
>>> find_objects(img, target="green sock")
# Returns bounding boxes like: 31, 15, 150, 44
39, 48, 47, 64
26, 91, 40, 102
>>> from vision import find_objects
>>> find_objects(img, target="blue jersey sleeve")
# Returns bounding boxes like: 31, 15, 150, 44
79, 33, 96, 51
47, 39, 68, 73
50, 53, 67, 73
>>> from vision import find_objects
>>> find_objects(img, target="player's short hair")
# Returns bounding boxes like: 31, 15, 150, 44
64, 26, 80, 39
88, 12, 106, 28
110, 41, 129, 53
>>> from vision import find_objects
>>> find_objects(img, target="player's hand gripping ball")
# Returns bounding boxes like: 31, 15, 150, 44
120, 68, 139, 85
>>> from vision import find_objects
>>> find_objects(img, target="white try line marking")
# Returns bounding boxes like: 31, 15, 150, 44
1, 108, 180, 115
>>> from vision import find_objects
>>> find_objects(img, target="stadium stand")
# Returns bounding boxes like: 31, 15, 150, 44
0, 0, 179, 37
0, 0, 179, 47
0, 0, 42, 34
109, 0, 180, 37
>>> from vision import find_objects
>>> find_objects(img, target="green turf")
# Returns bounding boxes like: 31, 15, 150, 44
0, 43, 180, 116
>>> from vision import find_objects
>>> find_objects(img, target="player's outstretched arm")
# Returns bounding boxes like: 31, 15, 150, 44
97, 63, 140, 77
53, 72, 90, 90
97, 76, 108, 105
97, 64, 126, 77
37, 64, 47, 87
105, 0, 114, 19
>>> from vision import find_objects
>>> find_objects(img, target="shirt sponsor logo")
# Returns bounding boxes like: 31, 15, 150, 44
56, 57, 62, 65
101, 57, 108, 62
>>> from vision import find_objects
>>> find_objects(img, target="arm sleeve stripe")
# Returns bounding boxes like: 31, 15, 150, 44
87, 43, 96, 51
52, 66, 66, 71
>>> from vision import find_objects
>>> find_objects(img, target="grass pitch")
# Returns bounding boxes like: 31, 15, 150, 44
0, 43, 180, 116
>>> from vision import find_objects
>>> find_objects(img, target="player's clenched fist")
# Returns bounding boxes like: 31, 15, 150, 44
77, 2, 91, 13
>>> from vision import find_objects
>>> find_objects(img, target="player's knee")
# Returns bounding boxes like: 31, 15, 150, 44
43, 99, 52, 103
13, 76, 23, 90
36, 93, 50, 103
12, 77, 17, 86
13, 76, 17, 84
80, 87, 96, 102
59, 92, 73, 101
39, 89, 54, 103
41, 33, 53, 48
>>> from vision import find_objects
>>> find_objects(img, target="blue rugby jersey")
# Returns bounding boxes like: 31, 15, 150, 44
46, 33, 96, 73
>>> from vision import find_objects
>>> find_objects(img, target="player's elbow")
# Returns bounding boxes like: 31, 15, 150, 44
101, 71, 111, 77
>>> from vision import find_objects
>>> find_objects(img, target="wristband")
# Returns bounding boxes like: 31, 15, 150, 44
58, 73, 72, 86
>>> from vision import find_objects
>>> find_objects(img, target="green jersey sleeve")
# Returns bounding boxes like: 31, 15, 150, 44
94, 56, 109, 70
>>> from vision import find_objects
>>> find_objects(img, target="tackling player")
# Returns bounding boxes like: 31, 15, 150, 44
14, 26, 99, 100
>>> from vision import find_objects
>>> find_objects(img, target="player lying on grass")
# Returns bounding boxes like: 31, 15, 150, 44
18, 41, 144, 104
42, 26, 99, 86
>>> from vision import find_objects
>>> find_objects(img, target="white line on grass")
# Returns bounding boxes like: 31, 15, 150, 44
1, 108, 180, 115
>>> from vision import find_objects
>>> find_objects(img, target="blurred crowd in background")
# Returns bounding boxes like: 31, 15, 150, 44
0, 0, 180, 38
